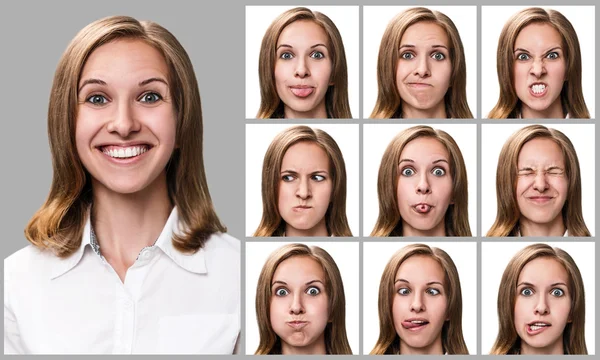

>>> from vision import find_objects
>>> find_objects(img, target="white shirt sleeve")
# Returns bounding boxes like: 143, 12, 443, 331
4, 265, 24, 354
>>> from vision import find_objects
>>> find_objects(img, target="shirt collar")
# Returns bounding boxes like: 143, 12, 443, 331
50, 206, 207, 279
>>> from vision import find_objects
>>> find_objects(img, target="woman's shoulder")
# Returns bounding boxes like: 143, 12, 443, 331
203, 232, 240, 256
5, 245, 56, 274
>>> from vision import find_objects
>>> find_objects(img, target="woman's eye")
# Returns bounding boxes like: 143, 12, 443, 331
275, 288, 289, 297
401, 168, 415, 176
306, 286, 321, 296
86, 94, 108, 105
312, 174, 326, 182
432, 167, 446, 176
400, 52, 414, 60
426, 288, 441, 296
310, 51, 325, 59
279, 52, 293, 60
551, 288, 565, 297
282, 174, 295, 182
516, 53, 530, 61
546, 52, 559, 60
520, 288, 534, 296
431, 52, 445, 61
140, 92, 162, 103
398, 288, 410, 296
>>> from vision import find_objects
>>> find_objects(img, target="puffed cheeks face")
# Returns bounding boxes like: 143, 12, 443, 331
278, 141, 332, 236
392, 255, 448, 355
274, 19, 333, 119
396, 137, 453, 236
516, 138, 568, 226
513, 23, 566, 118
270, 256, 330, 354
395, 21, 452, 117
514, 257, 572, 355
76, 39, 176, 195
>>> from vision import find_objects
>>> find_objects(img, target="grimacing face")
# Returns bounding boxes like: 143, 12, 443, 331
76, 39, 176, 197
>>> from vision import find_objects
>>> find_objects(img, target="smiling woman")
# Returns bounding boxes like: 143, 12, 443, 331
254, 125, 352, 237
371, 125, 470, 237
256, 7, 352, 119
4, 16, 239, 354
486, 125, 590, 237
370, 7, 472, 119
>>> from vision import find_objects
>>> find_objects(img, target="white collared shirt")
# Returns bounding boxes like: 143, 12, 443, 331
4, 207, 240, 354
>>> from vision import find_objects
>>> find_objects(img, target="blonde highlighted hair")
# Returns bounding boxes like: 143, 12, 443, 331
370, 7, 472, 119
257, 7, 352, 118
488, 7, 589, 118
371, 125, 471, 236
487, 125, 589, 236
371, 243, 468, 354
491, 243, 586, 354
25, 16, 225, 257
254, 125, 351, 237
255, 243, 352, 354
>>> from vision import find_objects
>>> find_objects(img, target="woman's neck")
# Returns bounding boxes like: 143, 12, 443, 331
91, 171, 172, 281
519, 215, 566, 237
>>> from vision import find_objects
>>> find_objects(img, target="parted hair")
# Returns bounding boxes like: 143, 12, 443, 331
257, 7, 351, 118
254, 125, 351, 237
488, 7, 589, 119
370, 7, 472, 119
486, 125, 589, 237
371, 125, 471, 236
255, 243, 352, 354
25, 15, 225, 257
371, 244, 469, 354
490, 243, 586, 354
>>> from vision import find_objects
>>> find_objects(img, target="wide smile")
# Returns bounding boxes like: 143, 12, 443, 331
289, 85, 315, 98
527, 321, 551, 335
529, 82, 548, 97
402, 318, 430, 331
97, 144, 153, 164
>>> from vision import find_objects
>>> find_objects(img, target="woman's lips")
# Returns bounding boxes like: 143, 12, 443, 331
412, 203, 433, 214
402, 319, 430, 331
290, 86, 314, 98
293, 205, 312, 212
527, 196, 553, 204
287, 321, 309, 330
527, 322, 551, 335
529, 83, 548, 97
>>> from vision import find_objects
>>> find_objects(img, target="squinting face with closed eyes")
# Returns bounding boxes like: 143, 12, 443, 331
393, 255, 448, 355
396, 21, 452, 118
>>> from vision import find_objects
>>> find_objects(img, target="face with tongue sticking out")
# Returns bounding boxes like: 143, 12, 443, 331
76, 39, 176, 196
392, 255, 448, 355
514, 257, 571, 355
396, 137, 453, 236
274, 20, 333, 119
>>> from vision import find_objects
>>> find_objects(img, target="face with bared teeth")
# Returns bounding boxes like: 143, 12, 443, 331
274, 20, 333, 119
516, 138, 568, 230
392, 255, 448, 355
396, 137, 453, 236
514, 257, 572, 354
513, 23, 566, 118
76, 39, 176, 195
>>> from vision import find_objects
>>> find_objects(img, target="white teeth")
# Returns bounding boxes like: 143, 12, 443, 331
103, 146, 148, 159
531, 84, 546, 94
411, 320, 426, 324
530, 323, 549, 331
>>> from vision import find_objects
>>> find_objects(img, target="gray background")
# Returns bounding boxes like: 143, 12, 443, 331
1, 0, 597, 357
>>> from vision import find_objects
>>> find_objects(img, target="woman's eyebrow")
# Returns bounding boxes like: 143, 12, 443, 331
139, 77, 168, 87
513, 48, 530, 54
516, 281, 535, 288
272, 280, 287, 286
432, 159, 449, 165
306, 280, 325, 285
310, 43, 328, 49
78, 78, 106, 92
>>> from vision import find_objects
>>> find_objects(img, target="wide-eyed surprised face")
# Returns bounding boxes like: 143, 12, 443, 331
395, 21, 452, 118
396, 137, 453, 236
392, 254, 448, 355
76, 39, 176, 195
514, 257, 572, 355
274, 20, 333, 119
270, 255, 330, 355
